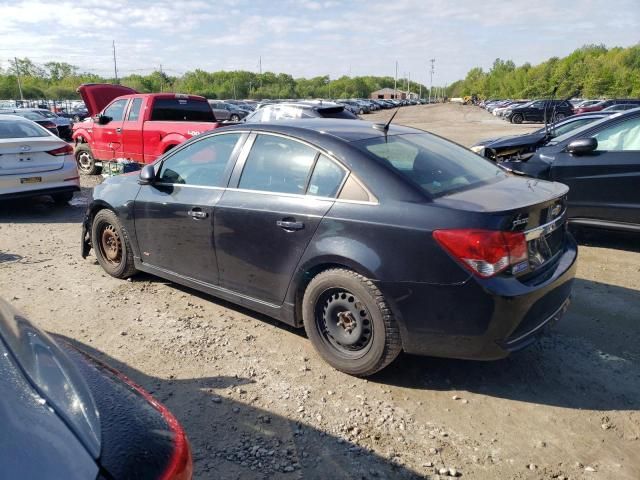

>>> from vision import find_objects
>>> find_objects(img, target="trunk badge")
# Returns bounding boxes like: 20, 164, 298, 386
551, 204, 562, 218
20, 145, 31, 152
512, 215, 529, 229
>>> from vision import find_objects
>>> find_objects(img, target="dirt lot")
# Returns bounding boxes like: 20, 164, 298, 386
1, 104, 638, 480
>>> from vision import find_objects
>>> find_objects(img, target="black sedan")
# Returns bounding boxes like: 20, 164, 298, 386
0, 298, 192, 479
82, 120, 577, 376
502, 108, 640, 232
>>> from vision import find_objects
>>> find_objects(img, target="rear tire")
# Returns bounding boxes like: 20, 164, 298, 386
75, 143, 100, 175
511, 113, 524, 124
230, 114, 240, 121
554, 113, 566, 122
302, 269, 402, 377
91, 209, 138, 279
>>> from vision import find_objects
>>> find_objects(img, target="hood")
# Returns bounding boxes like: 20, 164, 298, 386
0, 298, 101, 458
77, 83, 138, 116
484, 131, 547, 150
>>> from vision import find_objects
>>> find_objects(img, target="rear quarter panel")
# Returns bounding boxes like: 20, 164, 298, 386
141, 121, 221, 163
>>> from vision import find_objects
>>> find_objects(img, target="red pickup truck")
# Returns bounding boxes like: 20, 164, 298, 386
72, 84, 221, 174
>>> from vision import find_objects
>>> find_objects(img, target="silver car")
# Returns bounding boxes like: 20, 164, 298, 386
0, 115, 79, 203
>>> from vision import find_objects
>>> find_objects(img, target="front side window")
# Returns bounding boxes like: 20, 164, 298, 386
307, 155, 346, 198
128, 98, 142, 121
158, 133, 242, 186
103, 99, 128, 122
238, 134, 317, 194
354, 133, 506, 197
594, 117, 640, 151
551, 118, 595, 137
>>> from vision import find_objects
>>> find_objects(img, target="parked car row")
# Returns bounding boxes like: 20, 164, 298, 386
472, 106, 640, 233
481, 98, 640, 124
0, 108, 74, 140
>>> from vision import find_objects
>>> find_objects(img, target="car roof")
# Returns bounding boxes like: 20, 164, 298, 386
0, 113, 34, 122
219, 118, 420, 142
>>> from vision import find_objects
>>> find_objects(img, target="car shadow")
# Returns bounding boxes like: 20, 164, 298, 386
55, 335, 426, 480
571, 226, 640, 253
0, 185, 93, 224
370, 277, 640, 412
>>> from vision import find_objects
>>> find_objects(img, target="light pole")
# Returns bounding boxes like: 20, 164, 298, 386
429, 58, 435, 103
394, 61, 398, 100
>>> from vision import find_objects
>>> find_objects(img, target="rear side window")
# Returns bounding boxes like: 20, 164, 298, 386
354, 133, 506, 197
307, 155, 346, 197
239, 134, 316, 194
0, 119, 49, 138
127, 98, 142, 121
318, 108, 357, 119
158, 133, 242, 186
151, 98, 215, 122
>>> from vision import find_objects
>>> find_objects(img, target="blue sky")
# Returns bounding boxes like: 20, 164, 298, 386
0, 0, 638, 85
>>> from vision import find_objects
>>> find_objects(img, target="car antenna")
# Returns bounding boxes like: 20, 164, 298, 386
373, 107, 400, 133
544, 85, 559, 136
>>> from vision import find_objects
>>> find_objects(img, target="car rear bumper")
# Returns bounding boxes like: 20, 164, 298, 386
0, 157, 80, 199
376, 234, 578, 360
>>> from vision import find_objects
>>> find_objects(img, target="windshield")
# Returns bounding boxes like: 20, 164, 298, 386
353, 133, 507, 197
547, 114, 616, 145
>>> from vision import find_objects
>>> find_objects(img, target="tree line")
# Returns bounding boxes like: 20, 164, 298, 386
0, 58, 427, 100
447, 44, 640, 100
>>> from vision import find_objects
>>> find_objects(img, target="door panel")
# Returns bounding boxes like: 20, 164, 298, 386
133, 132, 246, 284
121, 97, 144, 162
134, 185, 222, 283
214, 191, 334, 304
92, 99, 128, 160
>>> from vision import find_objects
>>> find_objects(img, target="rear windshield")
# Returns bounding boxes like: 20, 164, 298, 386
318, 108, 357, 119
151, 98, 215, 122
353, 133, 506, 197
0, 119, 49, 138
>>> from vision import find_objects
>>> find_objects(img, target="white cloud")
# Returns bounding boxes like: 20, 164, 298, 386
0, 0, 637, 83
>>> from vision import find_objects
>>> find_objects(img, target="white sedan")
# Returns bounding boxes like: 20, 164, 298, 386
0, 115, 79, 203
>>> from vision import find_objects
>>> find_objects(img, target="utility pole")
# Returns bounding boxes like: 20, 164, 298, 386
408, 72, 411, 98
394, 61, 398, 100
112, 40, 119, 84
259, 56, 262, 90
429, 58, 435, 103
13, 57, 24, 101
159, 64, 163, 92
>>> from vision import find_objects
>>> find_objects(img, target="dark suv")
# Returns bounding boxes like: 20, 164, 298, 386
505, 100, 574, 124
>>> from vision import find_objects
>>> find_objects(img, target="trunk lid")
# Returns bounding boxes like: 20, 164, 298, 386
436, 175, 569, 275
77, 83, 138, 116
0, 137, 68, 175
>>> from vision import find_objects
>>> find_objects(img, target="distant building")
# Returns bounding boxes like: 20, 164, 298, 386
370, 88, 406, 100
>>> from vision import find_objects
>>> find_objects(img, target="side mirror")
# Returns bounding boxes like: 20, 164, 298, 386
96, 114, 112, 125
138, 164, 156, 185
567, 137, 597, 155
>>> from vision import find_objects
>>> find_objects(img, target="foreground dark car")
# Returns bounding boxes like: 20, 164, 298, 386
82, 119, 577, 376
0, 298, 192, 479
502, 108, 640, 232
471, 112, 611, 161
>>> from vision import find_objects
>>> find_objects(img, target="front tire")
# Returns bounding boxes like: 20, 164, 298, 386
302, 269, 402, 377
511, 113, 524, 124
75, 143, 100, 175
91, 209, 137, 279
230, 114, 240, 121
554, 113, 566, 121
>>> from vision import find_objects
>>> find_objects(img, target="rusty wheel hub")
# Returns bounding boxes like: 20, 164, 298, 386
101, 225, 122, 264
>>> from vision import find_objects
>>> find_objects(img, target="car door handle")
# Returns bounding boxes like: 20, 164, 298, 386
116, 127, 122, 133
187, 208, 208, 219
277, 220, 304, 231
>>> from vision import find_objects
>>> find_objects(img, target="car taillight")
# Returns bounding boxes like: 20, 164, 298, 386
109, 369, 193, 480
433, 229, 528, 278
47, 144, 74, 156
42, 121, 57, 129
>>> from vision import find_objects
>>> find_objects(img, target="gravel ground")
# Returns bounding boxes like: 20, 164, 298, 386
1, 103, 638, 480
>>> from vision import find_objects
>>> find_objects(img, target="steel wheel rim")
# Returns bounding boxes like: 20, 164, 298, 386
315, 288, 374, 359
100, 224, 122, 266
78, 151, 93, 171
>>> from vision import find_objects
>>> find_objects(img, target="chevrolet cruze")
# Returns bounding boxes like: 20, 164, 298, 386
82, 120, 577, 376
